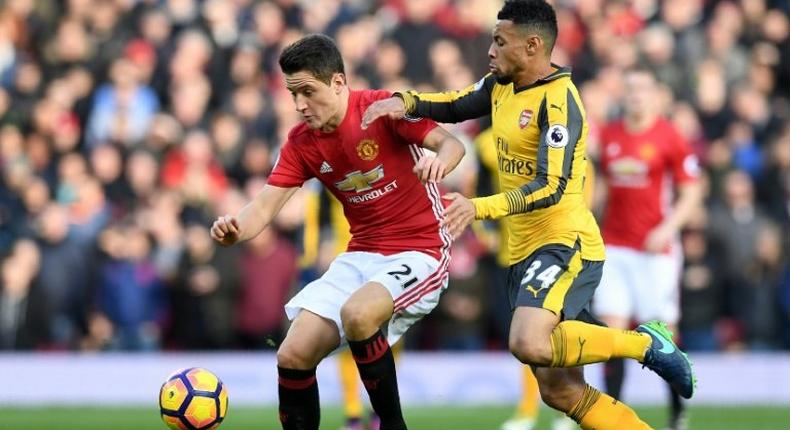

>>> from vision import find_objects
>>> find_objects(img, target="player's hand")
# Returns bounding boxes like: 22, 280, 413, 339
413, 154, 447, 183
441, 193, 476, 240
644, 222, 675, 254
361, 97, 406, 129
210, 215, 241, 246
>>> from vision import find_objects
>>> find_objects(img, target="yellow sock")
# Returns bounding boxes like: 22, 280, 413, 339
515, 366, 540, 418
550, 320, 651, 367
338, 349, 364, 418
568, 385, 653, 430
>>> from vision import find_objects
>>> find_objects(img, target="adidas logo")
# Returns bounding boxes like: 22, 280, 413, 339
319, 161, 333, 174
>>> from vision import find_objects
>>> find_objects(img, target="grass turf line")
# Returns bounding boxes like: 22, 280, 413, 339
1, 406, 787, 429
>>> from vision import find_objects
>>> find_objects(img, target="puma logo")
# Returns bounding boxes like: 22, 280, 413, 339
525, 284, 546, 298
576, 338, 587, 364
550, 103, 564, 113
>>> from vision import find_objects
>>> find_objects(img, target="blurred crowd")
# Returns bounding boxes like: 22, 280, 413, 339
0, 0, 788, 353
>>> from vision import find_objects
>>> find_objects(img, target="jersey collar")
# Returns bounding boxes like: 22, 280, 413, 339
513, 63, 572, 94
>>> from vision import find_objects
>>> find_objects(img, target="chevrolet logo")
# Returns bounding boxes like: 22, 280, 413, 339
335, 165, 384, 192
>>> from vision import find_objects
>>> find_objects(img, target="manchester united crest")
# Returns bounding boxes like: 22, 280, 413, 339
519, 109, 533, 129
357, 139, 379, 161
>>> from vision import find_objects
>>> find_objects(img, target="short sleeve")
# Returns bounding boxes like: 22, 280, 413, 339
268, 140, 312, 187
389, 116, 439, 147
667, 128, 699, 184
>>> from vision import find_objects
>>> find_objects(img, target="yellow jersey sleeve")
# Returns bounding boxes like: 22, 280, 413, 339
472, 86, 585, 220
398, 75, 496, 123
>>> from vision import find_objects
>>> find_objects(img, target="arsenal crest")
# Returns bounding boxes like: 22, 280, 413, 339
357, 139, 379, 161
519, 109, 533, 129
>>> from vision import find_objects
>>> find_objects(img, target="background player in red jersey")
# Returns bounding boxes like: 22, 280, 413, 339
210, 34, 465, 430
592, 66, 703, 430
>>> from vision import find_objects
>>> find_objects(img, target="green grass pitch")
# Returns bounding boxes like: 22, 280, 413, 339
2, 406, 788, 429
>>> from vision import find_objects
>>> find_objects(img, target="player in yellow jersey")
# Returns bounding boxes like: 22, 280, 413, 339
475, 128, 542, 430
478, 127, 587, 430
362, 1, 695, 429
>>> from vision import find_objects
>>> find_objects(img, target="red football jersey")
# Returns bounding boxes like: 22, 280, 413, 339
600, 117, 699, 251
267, 89, 450, 260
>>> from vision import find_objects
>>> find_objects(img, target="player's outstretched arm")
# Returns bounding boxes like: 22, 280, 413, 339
361, 75, 495, 129
210, 184, 299, 246
361, 96, 407, 129
414, 126, 466, 183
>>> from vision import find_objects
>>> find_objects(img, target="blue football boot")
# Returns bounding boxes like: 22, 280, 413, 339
636, 321, 697, 399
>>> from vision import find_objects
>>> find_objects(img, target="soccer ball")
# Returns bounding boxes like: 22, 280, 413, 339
159, 367, 229, 430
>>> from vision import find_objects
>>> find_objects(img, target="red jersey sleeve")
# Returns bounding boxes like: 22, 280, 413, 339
267, 139, 312, 188
667, 126, 699, 184
389, 115, 439, 146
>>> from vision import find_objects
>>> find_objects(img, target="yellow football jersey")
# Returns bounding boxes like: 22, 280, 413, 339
401, 67, 604, 265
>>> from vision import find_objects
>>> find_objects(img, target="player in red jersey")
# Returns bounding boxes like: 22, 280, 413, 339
592, 66, 703, 430
210, 34, 465, 430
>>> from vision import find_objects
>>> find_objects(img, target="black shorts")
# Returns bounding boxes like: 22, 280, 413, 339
507, 243, 603, 322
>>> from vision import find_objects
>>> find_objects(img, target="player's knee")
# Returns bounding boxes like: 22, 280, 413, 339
340, 301, 378, 337
509, 334, 552, 366
276, 344, 314, 369
538, 381, 584, 413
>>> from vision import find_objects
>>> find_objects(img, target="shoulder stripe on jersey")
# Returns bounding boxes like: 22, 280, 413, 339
526, 88, 582, 209
407, 144, 453, 249
528, 177, 567, 210
525, 88, 582, 209
513, 88, 583, 212
562, 88, 583, 178
421, 147, 453, 249
536, 95, 550, 177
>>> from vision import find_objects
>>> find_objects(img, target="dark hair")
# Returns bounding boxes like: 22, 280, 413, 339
497, 0, 558, 52
278, 34, 345, 84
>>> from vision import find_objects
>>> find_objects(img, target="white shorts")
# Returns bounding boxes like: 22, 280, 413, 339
284, 250, 449, 347
592, 245, 682, 324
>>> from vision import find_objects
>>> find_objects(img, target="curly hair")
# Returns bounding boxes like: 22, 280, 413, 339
497, 0, 558, 52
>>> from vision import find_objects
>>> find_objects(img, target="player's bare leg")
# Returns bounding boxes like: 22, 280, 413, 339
341, 282, 395, 340
277, 311, 341, 430
508, 307, 561, 366
341, 282, 406, 430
